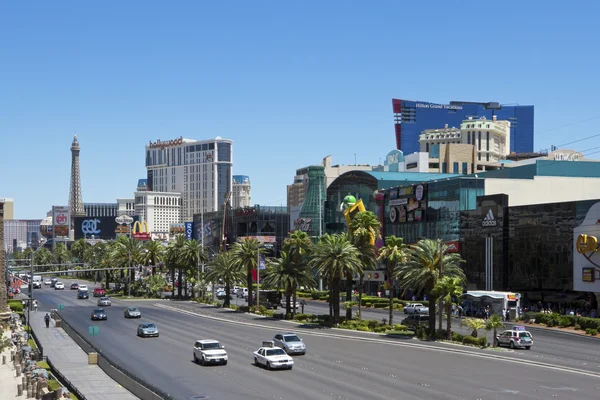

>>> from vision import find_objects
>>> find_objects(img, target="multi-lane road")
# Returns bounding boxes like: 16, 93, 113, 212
29, 280, 600, 400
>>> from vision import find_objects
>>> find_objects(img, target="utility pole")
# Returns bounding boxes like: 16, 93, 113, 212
438, 240, 444, 333
128, 249, 131, 297
256, 247, 260, 309
318, 178, 323, 291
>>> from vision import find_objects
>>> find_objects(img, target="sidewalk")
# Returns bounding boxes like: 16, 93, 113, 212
29, 313, 138, 400
0, 329, 24, 399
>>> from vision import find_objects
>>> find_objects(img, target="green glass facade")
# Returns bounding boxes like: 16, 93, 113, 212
297, 166, 326, 239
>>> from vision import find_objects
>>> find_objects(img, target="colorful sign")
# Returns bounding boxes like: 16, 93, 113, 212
240, 236, 276, 243
446, 241, 460, 253
132, 221, 151, 240
293, 218, 312, 232
115, 214, 134, 225
184, 222, 193, 240
573, 202, 600, 292
52, 206, 70, 238
364, 271, 384, 282
582, 268, 595, 282
148, 136, 183, 149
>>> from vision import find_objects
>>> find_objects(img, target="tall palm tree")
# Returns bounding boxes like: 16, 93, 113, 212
142, 240, 165, 276
70, 238, 89, 262
263, 250, 316, 316
284, 230, 313, 264
113, 235, 143, 296
348, 211, 381, 320
308, 234, 362, 324
168, 235, 187, 298
432, 276, 465, 338
377, 235, 408, 326
487, 315, 504, 347
230, 238, 262, 306
205, 252, 244, 307
179, 239, 206, 298
33, 248, 53, 272
397, 238, 465, 337
53, 243, 71, 273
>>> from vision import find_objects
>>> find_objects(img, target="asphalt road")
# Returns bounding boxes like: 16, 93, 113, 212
27, 281, 600, 400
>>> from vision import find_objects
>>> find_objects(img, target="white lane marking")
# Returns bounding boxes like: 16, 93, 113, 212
539, 386, 578, 391
153, 303, 600, 379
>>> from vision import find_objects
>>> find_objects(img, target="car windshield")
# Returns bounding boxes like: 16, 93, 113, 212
283, 335, 301, 342
142, 324, 156, 329
202, 342, 222, 349
519, 332, 531, 338
128, 308, 138, 312
94, 309, 104, 313
266, 348, 286, 356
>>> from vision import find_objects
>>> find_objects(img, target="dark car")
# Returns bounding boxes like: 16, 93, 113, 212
91, 308, 107, 321
70, 282, 79, 290
77, 290, 89, 299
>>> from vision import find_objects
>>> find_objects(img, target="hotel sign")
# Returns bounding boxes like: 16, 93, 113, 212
148, 136, 183, 149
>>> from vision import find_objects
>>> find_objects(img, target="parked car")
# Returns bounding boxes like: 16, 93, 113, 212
124, 307, 141, 318
97, 297, 112, 306
54, 282, 65, 290
273, 332, 306, 355
137, 323, 159, 338
93, 287, 106, 297
401, 314, 430, 330
70, 282, 79, 290
404, 303, 429, 315
253, 342, 294, 370
91, 308, 107, 321
495, 326, 533, 349
77, 290, 89, 299
193, 340, 228, 365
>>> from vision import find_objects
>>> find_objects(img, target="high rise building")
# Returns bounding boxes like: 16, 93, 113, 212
3, 219, 42, 252
84, 203, 118, 218
69, 135, 85, 217
0, 199, 14, 219
134, 190, 182, 235
232, 175, 251, 209
145, 136, 232, 221
392, 99, 534, 155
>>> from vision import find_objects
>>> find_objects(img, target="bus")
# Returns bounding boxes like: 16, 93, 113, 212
463, 291, 521, 320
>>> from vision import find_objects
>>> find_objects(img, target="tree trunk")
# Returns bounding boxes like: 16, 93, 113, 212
184, 276, 188, 298
332, 280, 340, 324
224, 282, 230, 307
446, 303, 452, 339
292, 289, 297, 318
177, 268, 183, 298
285, 291, 291, 317
247, 266, 253, 307
493, 328, 497, 347
388, 286, 394, 326
105, 271, 110, 291
130, 266, 136, 296
357, 276, 364, 321
428, 298, 436, 338
171, 269, 175, 298
345, 274, 353, 320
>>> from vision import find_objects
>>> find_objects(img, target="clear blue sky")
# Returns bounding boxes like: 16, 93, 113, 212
2, 1, 600, 219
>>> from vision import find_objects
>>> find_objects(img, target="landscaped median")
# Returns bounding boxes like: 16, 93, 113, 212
296, 290, 430, 311
520, 312, 600, 336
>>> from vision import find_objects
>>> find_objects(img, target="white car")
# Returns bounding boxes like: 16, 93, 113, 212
43, 279, 52, 285
193, 340, 228, 366
404, 303, 429, 314
495, 326, 534, 349
78, 285, 88, 291
32, 281, 42, 289
54, 282, 65, 290
253, 342, 294, 370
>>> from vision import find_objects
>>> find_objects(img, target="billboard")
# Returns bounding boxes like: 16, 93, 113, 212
573, 202, 600, 292
132, 221, 151, 241
74, 216, 118, 240
388, 184, 427, 225
52, 206, 70, 238
184, 222, 193, 240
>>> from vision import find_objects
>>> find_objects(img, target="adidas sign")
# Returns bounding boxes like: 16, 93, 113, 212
482, 209, 497, 227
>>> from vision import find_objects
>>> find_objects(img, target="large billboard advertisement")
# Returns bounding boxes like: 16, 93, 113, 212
74, 216, 118, 240
573, 202, 600, 292
388, 184, 427, 225
52, 206, 70, 238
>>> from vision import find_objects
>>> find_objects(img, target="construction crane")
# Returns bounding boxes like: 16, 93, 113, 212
220, 191, 232, 252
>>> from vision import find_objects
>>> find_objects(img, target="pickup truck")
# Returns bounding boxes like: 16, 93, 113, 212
404, 303, 429, 315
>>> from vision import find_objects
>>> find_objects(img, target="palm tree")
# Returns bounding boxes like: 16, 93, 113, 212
205, 252, 244, 307
283, 230, 314, 311
462, 317, 487, 338
53, 243, 71, 273
486, 315, 505, 347
113, 235, 143, 296
179, 239, 206, 298
70, 238, 89, 262
142, 240, 165, 276
348, 211, 381, 320
377, 235, 408, 326
397, 238, 465, 337
167, 235, 187, 298
308, 234, 362, 324
432, 276, 465, 339
33, 248, 53, 272
263, 250, 316, 316
230, 238, 262, 306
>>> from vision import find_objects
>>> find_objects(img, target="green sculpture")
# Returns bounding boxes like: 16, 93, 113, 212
340, 195, 357, 211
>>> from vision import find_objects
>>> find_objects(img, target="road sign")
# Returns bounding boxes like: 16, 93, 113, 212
57, 304, 64, 311
88, 326, 99, 337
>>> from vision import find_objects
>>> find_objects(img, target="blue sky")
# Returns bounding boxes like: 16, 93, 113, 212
2, 1, 600, 219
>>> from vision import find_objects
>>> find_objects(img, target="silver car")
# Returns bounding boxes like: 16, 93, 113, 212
273, 332, 306, 355
137, 323, 159, 338
97, 297, 112, 306
124, 307, 141, 318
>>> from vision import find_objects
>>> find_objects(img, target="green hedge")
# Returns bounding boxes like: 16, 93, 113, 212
585, 328, 598, 336
9, 300, 23, 313
525, 312, 600, 330
462, 335, 480, 346
385, 330, 415, 338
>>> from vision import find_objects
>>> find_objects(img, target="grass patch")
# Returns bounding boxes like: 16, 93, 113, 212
385, 330, 415, 337
27, 339, 36, 349
36, 361, 50, 370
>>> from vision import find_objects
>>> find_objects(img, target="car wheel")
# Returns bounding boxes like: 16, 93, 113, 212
254, 357, 259, 366
510, 341, 515, 349
495, 339, 500, 348
266, 361, 271, 370
300, 352, 306, 356
525, 346, 531, 350
288, 366, 293, 370
193, 354, 198, 363
156, 333, 159, 338
199, 356, 205, 366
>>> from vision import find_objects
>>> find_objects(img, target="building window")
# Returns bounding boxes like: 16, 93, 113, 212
486, 131, 490, 151
478, 132, 481, 150
453, 162, 459, 174
462, 162, 468, 174
467, 132, 470, 145
442, 162, 447, 173
486, 153, 490, 162
426, 143, 429, 152
478, 153, 481, 161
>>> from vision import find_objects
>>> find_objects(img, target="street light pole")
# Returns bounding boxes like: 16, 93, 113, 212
128, 249, 131, 297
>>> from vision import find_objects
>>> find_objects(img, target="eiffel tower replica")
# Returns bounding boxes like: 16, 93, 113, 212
69, 134, 86, 221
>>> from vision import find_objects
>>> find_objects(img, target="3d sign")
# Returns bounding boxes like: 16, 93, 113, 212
132, 221, 151, 240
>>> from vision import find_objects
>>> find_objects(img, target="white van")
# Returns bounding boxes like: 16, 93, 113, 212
237, 287, 248, 298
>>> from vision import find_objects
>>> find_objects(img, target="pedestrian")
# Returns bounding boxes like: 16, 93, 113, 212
44, 313, 50, 328
502, 307, 506, 321
505, 308, 510, 322
33, 300, 38, 312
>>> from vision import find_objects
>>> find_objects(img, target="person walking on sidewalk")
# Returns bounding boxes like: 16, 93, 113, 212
33, 300, 38, 312
44, 313, 50, 328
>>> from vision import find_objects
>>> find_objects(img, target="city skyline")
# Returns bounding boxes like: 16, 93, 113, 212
3, 1, 600, 219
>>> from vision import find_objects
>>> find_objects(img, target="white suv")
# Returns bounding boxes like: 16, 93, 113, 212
193, 340, 228, 366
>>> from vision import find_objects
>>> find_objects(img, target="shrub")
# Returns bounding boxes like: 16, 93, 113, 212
357, 326, 370, 332
585, 328, 598, 336
9, 300, 23, 313
294, 313, 312, 322
364, 302, 372, 308
373, 303, 387, 309
273, 313, 284, 319
574, 324, 581, 330
452, 332, 464, 342
237, 306, 250, 313
462, 335, 479, 346
478, 337, 487, 347
558, 317, 571, 328
310, 291, 328, 300
367, 320, 379, 329
578, 317, 600, 330
393, 324, 408, 332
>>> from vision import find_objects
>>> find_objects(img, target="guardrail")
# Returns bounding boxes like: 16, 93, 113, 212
56, 311, 175, 400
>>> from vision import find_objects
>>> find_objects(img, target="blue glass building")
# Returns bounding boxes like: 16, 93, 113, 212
392, 99, 534, 155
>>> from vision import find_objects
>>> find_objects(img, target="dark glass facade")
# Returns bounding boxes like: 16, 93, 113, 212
392, 99, 534, 154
